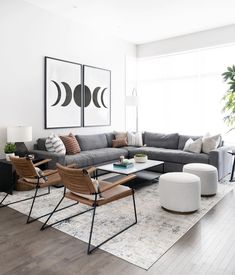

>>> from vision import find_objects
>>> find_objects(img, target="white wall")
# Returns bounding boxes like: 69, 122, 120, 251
137, 24, 235, 57
0, 0, 136, 157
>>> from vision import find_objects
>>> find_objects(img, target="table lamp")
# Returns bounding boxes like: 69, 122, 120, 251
7, 126, 32, 157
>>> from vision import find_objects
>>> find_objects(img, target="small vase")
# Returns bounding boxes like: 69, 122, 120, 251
5, 153, 15, 161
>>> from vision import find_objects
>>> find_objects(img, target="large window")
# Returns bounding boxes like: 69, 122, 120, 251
137, 44, 235, 141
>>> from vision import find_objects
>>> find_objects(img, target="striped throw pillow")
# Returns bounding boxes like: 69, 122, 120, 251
60, 133, 81, 155
127, 132, 143, 146
45, 134, 66, 155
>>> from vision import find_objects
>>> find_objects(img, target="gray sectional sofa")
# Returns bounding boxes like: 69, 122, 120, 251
32, 133, 129, 169
31, 132, 232, 180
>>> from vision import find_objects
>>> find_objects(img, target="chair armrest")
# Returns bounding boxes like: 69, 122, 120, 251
99, 174, 136, 193
34, 159, 51, 167
30, 150, 66, 169
43, 170, 58, 177
86, 166, 97, 174
66, 163, 77, 168
209, 145, 233, 180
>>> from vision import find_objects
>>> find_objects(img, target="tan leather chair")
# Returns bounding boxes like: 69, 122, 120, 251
41, 163, 138, 254
2, 157, 75, 224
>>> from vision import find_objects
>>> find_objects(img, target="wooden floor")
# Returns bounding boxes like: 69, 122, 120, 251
0, 188, 235, 275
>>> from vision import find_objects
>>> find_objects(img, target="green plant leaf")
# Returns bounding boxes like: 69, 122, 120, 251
4, 142, 16, 153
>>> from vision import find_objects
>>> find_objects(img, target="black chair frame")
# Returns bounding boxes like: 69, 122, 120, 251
0, 175, 78, 224
40, 187, 137, 254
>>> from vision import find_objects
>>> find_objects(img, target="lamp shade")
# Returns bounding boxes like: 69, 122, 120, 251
7, 126, 32, 142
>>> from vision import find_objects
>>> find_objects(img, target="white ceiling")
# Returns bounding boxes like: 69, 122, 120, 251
25, 0, 235, 44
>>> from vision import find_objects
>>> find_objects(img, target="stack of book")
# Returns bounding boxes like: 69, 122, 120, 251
113, 161, 134, 168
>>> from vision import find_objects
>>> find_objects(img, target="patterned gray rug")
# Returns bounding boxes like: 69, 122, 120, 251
0, 177, 233, 270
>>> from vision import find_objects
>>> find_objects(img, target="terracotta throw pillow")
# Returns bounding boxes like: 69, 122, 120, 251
112, 138, 128, 148
60, 133, 81, 155
114, 131, 127, 140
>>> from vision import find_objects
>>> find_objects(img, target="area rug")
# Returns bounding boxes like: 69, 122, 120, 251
0, 178, 233, 270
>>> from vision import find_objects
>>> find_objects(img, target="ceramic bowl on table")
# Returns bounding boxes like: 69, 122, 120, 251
134, 154, 148, 163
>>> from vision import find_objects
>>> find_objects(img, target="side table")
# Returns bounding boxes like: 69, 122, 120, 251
228, 150, 235, 182
0, 158, 48, 195
0, 159, 16, 195
0, 157, 50, 207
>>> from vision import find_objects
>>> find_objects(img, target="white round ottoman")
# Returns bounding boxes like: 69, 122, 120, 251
159, 172, 201, 213
183, 163, 218, 196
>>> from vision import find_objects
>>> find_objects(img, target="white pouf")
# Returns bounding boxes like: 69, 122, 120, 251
159, 172, 201, 213
183, 163, 218, 196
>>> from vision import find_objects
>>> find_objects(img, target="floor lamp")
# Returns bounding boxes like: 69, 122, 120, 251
126, 88, 138, 132
7, 126, 32, 157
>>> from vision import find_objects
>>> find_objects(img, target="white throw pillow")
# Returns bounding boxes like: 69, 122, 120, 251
202, 134, 221, 154
127, 132, 143, 146
183, 138, 202, 154
45, 134, 66, 154
24, 167, 46, 184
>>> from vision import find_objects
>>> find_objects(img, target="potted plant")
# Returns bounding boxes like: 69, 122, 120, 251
222, 65, 235, 131
4, 143, 16, 161
134, 153, 148, 163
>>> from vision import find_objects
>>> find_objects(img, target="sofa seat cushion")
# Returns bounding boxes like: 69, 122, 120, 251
85, 148, 129, 165
65, 152, 94, 168
65, 148, 129, 167
128, 147, 209, 164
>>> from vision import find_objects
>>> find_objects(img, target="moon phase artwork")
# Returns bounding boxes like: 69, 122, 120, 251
45, 57, 111, 129
83, 65, 111, 127
45, 57, 83, 129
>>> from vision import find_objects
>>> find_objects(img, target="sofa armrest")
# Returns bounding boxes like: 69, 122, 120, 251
209, 146, 233, 180
30, 150, 66, 169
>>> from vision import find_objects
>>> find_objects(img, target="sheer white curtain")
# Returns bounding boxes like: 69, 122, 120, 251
137, 44, 235, 142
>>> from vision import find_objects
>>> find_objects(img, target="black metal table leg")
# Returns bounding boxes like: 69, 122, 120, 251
230, 155, 235, 182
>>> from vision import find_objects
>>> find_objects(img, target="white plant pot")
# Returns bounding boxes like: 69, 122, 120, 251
134, 155, 148, 163
5, 153, 15, 161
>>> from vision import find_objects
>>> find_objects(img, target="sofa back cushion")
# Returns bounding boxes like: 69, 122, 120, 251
75, 134, 108, 151
36, 138, 47, 151
105, 132, 115, 147
144, 132, 179, 149
178, 135, 201, 150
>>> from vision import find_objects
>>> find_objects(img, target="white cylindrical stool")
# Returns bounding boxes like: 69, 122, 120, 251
183, 163, 218, 196
159, 172, 201, 213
